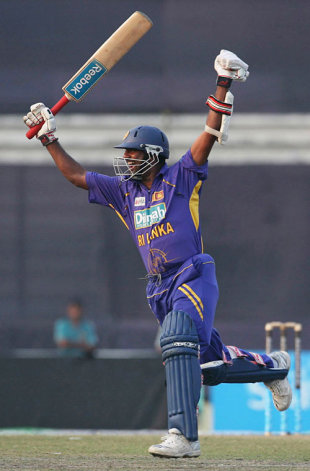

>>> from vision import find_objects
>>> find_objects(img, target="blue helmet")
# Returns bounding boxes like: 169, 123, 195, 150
114, 125, 169, 159
113, 126, 169, 180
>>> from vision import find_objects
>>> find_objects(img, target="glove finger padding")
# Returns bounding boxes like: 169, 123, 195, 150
215, 49, 249, 82
23, 111, 43, 128
218, 49, 248, 70
30, 102, 45, 116
23, 102, 46, 128
23, 114, 39, 128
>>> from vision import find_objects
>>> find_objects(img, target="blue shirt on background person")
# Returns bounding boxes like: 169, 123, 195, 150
54, 300, 98, 358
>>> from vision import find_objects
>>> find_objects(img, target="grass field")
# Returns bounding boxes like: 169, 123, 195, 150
0, 434, 309, 471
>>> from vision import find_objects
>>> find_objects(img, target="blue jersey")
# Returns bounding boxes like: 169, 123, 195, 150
86, 149, 271, 369
86, 149, 208, 275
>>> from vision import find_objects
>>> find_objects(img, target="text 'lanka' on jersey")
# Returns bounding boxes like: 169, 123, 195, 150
86, 149, 208, 275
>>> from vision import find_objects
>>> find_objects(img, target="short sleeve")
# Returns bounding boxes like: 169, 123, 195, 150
84, 321, 98, 347
86, 171, 124, 212
54, 319, 67, 343
180, 149, 208, 181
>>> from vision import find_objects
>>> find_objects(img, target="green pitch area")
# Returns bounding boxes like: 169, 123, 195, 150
0, 434, 309, 471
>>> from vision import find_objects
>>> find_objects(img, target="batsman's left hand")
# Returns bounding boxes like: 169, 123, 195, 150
215, 49, 249, 82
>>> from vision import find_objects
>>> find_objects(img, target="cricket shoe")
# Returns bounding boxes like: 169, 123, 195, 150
264, 351, 292, 411
148, 428, 200, 458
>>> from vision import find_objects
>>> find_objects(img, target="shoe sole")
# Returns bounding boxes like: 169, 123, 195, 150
274, 381, 292, 411
149, 451, 200, 458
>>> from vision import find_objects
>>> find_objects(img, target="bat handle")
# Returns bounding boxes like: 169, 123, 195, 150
26, 95, 70, 139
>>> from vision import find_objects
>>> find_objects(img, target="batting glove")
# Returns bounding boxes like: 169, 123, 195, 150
23, 103, 58, 146
215, 49, 249, 87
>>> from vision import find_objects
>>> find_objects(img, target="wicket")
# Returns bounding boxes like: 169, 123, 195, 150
264, 321, 302, 435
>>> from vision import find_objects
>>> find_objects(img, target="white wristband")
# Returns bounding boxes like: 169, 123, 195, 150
204, 125, 222, 139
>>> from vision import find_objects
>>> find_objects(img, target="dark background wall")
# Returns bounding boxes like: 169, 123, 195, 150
0, 358, 167, 429
0, 164, 309, 351
1, 0, 310, 113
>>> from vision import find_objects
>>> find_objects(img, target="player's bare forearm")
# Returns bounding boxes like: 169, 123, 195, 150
46, 141, 88, 189
191, 86, 227, 166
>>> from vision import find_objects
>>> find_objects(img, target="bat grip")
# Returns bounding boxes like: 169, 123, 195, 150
26, 95, 70, 139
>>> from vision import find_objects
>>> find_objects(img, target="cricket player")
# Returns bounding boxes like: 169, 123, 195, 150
24, 50, 292, 458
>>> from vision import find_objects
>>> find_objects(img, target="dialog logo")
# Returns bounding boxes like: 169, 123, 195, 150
134, 203, 166, 229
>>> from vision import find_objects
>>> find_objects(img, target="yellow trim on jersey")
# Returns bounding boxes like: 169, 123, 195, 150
147, 289, 169, 299
173, 259, 215, 282
173, 263, 193, 281
178, 286, 204, 320
124, 192, 130, 197
163, 179, 176, 187
182, 283, 203, 311
108, 204, 129, 230
189, 180, 202, 231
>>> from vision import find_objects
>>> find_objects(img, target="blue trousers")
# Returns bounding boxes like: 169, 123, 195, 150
147, 253, 273, 367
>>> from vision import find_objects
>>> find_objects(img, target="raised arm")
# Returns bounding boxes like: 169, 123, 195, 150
46, 141, 88, 189
191, 85, 228, 165
23, 103, 88, 189
191, 50, 249, 166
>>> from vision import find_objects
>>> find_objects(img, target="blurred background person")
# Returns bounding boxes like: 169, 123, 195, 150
54, 300, 98, 358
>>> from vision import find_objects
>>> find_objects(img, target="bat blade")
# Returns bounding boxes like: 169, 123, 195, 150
26, 11, 152, 139
62, 11, 153, 102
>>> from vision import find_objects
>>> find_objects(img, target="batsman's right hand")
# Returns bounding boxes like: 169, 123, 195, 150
23, 103, 58, 146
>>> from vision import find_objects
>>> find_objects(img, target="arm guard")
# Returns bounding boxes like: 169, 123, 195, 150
205, 91, 234, 145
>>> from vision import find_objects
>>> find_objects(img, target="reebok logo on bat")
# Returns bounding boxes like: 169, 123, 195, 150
63, 59, 107, 101
70, 65, 103, 94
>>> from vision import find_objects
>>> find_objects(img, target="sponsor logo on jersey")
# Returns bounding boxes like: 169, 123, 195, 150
134, 197, 145, 207
152, 190, 164, 202
63, 60, 107, 101
134, 203, 166, 229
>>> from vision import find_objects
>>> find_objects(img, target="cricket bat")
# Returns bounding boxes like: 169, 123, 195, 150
26, 11, 152, 139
